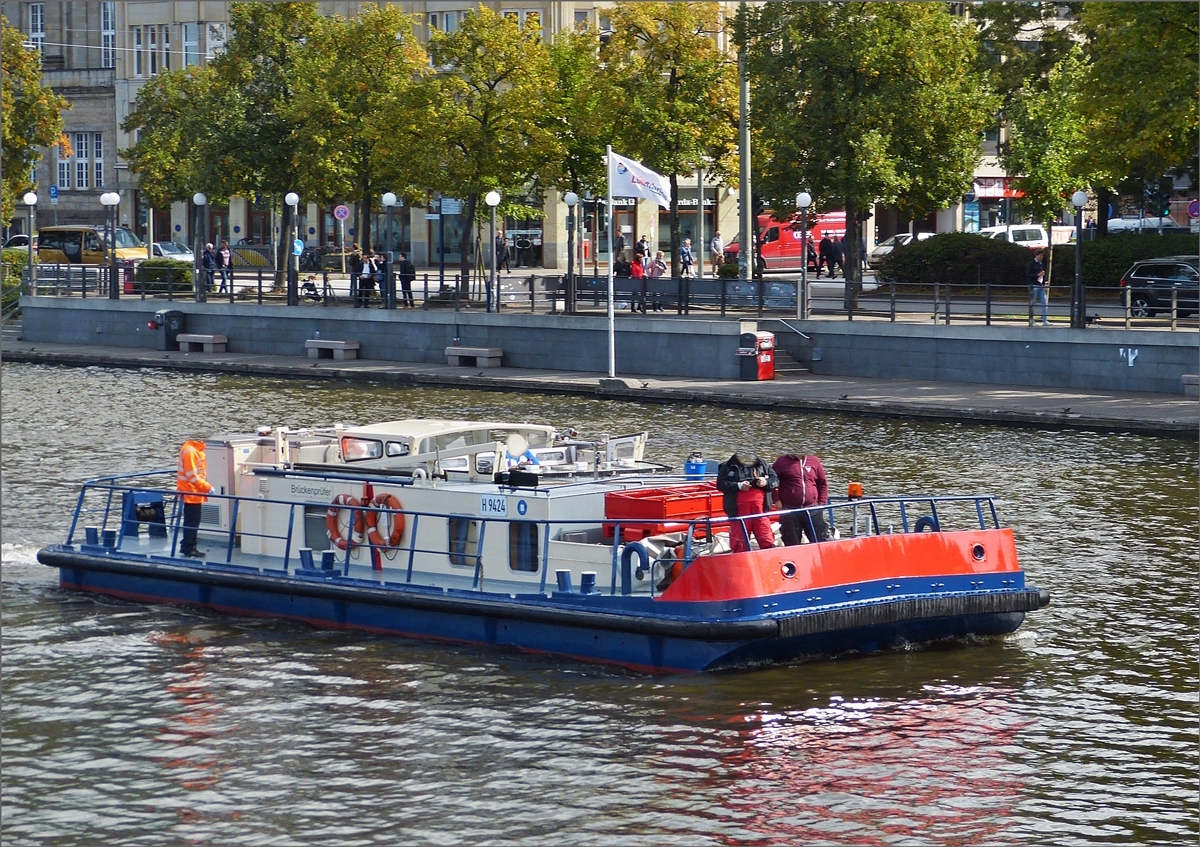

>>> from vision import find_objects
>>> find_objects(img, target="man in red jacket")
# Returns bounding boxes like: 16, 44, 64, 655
771, 453, 830, 545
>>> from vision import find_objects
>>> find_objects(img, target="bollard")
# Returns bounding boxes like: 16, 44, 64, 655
257, 268, 264, 304
555, 569, 573, 593
890, 280, 897, 322
85, 526, 100, 545
1124, 286, 1131, 329
102, 528, 117, 548
1171, 288, 1177, 331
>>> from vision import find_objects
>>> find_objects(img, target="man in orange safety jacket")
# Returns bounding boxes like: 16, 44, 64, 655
177, 438, 213, 557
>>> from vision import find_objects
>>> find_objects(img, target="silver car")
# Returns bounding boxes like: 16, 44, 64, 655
153, 241, 194, 263
866, 232, 935, 268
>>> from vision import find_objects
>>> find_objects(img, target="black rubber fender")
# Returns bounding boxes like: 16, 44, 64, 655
913, 515, 940, 532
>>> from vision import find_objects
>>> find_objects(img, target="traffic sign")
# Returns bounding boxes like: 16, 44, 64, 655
49, 185, 58, 206
1188, 200, 1198, 219
293, 239, 304, 256
333, 204, 350, 221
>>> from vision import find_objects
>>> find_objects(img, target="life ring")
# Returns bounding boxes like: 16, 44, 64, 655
365, 493, 406, 548
913, 515, 940, 533
326, 494, 365, 550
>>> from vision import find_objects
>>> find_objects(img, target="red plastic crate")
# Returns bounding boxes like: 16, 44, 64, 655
603, 484, 721, 539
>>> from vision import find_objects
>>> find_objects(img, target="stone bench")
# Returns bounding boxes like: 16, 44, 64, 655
306, 339, 360, 361
1183, 374, 1198, 398
445, 346, 503, 368
177, 333, 227, 353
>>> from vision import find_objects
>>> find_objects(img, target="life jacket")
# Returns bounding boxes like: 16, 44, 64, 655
177, 439, 212, 505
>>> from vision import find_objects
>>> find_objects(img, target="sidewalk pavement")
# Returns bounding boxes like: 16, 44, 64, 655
3, 338, 1195, 439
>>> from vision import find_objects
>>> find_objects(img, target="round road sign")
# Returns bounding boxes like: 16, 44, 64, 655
1188, 200, 1199, 218
334, 204, 350, 221
293, 239, 304, 256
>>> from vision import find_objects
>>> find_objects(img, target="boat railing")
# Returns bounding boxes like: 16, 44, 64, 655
64, 473, 1003, 599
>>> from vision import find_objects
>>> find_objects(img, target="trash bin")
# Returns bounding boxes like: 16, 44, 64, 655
736, 331, 775, 381
150, 309, 185, 351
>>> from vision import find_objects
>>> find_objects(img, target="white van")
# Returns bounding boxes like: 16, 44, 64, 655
978, 224, 1048, 249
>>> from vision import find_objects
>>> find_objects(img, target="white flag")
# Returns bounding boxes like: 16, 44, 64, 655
608, 151, 671, 209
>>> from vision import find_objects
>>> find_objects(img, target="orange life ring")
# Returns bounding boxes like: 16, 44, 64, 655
365, 493, 406, 547
326, 494, 364, 550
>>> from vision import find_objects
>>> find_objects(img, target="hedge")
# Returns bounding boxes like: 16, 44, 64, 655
133, 259, 193, 293
874, 232, 1031, 287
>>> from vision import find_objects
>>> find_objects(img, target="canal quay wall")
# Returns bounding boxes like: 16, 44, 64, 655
18, 296, 1198, 395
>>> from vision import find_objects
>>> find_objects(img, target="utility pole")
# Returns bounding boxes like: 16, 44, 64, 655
737, 0, 752, 281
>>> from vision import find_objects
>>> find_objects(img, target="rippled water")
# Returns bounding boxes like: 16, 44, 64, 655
2, 363, 1196, 845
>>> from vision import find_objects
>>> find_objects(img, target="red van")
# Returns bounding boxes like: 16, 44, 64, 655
724, 211, 847, 272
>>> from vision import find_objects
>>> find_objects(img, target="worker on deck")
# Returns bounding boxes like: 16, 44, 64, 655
716, 452, 779, 553
177, 438, 213, 558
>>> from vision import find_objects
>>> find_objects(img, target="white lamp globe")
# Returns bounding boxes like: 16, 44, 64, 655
564, 191, 579, 207
192, 192, 207, 206
23, 191, 38, 206
284, 192, 300, 207
485, 191, 501, 208
796, 192, 812, 209
1071, 190, 1088, 209
382, 192, 397, 207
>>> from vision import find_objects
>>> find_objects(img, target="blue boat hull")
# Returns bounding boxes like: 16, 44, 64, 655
41, 547, 1040, 674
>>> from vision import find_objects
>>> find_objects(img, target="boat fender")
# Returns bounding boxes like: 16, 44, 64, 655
620, 542, 649, 595
326, 494, 365, 550
365, 493, 406, 548
913, 515, 940, 533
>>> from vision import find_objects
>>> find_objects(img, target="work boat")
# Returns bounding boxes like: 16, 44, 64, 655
39, 419, 1050, 674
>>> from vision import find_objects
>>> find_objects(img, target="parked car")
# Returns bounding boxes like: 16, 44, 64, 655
153, 241, 194, 263
3, 233, 36, 250
978, 224, 1049, 249
1118, 256, 1198, 317
1105, 216, 1187, 233
866, 231, 935, 269
38, 225, 146, 264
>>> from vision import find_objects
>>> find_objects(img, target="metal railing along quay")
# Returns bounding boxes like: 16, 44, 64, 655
18, 264, 1198, 331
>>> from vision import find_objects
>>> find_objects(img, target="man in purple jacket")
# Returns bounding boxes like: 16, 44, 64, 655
771, 453, 830, 545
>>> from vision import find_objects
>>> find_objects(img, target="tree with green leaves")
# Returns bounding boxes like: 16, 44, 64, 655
1, 15, 69, 227
427, 7, 564, 294
602, 2, 738, 277
1074, 2, 1199, 236
544, 22, 615, 197
743, 2, 996, 305
293, 4, 434, 255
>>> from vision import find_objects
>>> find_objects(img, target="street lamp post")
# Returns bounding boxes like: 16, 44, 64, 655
796, 192, 812, 320
100, 192, 121, 299
192, 192, 207, 302
22, 191, 37, 292
1071, 189, 1088, 329
382, 192, 397, 309
284, 192, 300, 306
564, 191, 579, 313
485, 191, 501, 313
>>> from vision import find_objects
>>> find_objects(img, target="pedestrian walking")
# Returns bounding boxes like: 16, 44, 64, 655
831, 236, 845, 278
614, 232, 627, 263
709, 232, 724, 277
218, 241, 233, 293
648, 250, 667, 312
637, 234, 651, 259
817, 234, 833, 279
1028, 249, 1048, 325
397, 251, 416, 308
201, 243, 216, 293
680, 238, 694, 279
496, 233, 510, 272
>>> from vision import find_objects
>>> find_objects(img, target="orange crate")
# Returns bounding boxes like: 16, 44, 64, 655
603, 484, 721, 539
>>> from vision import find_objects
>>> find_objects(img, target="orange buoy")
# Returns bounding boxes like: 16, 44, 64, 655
365, 493, 405, 548
326, 494, 365, 550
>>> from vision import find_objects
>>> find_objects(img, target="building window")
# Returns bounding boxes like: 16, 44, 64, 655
28, 4, 45, 51
427, 13, 439, 32
133, 26, 143, 76
183, 23, 199, 66
161, 25, 170, 71
101, 3, 116, 68
93, 134, 104, 189
74, 133, 89, 191
149, 25, 158, 75
58, 159, 70, 191
574, 10, 590, 27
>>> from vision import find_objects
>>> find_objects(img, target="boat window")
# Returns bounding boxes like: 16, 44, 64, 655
385, 440, 410, 457
448, 517, 478, 567
341, 437, 382, 461
508, 522, 539, 573
304, 506, 332, 551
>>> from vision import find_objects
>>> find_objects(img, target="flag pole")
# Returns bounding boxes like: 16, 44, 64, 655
606, 144, 615, 378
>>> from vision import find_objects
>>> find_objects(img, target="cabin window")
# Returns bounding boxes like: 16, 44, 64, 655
341, 437, 382, 461
385, 441, 410, 457
448, 517, 478, 567
508, 522, 540, 573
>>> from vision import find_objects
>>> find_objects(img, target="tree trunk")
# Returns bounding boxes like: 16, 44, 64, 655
842, 198, 861, 310
359, 174, 373, 255
274, 199, 288, 291
668, 173, 680, 278
459, 193, 478, 296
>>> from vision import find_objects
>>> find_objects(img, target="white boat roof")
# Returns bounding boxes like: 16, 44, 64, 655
342, 419, 555, 440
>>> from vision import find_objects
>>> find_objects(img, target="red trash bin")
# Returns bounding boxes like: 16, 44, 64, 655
737, 331, 775, 380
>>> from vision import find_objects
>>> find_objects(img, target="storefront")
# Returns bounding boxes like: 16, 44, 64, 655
964, 176, 1021, 232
